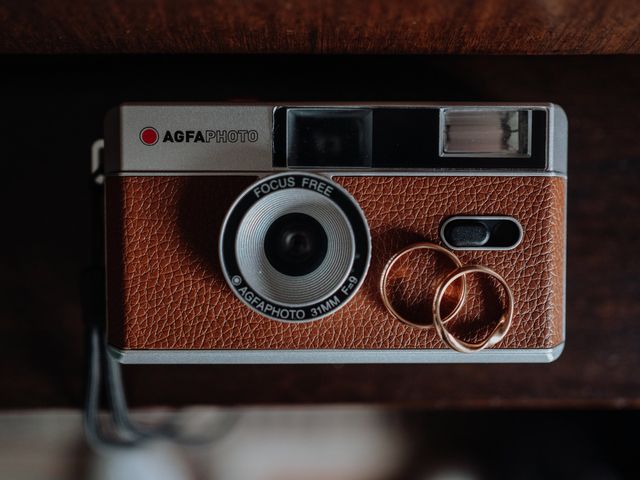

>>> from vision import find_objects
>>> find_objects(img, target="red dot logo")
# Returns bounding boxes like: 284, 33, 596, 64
139, 127, 159, 146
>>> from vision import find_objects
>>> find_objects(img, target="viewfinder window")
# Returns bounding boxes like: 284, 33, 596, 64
286, 108, 373, 167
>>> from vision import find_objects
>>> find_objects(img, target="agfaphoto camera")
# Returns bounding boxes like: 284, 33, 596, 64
104, 103, 567, 363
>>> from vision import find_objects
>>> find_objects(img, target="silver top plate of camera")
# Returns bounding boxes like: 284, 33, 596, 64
104, 102, 567, 176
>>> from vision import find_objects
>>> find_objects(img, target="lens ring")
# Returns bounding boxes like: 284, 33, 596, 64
219, 173, 371, 322
235, 188, 355, 306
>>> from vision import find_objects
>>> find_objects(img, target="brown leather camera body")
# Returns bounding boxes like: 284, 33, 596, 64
106, 175, 565, 354
104, 103, 567, 363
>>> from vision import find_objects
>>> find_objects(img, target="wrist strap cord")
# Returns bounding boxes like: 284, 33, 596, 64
83, 140, 238, 450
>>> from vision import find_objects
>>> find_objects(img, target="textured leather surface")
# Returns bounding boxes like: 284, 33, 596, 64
106, 175, 566, 350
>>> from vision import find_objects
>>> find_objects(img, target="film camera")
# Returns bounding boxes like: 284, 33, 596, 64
104, 103, 567, 363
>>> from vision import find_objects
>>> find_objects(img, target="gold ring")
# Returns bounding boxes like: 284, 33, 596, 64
379, 242, 468, 329
432, 264, 514, 353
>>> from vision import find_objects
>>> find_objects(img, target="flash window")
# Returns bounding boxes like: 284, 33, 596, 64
440, 108, 532, 158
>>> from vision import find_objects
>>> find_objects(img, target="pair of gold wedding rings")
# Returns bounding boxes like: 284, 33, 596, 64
379, 242, 514, 353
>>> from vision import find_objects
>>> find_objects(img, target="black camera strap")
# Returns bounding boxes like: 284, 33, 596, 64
83, 140, 238, 450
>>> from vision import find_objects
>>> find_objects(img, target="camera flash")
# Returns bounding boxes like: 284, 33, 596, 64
441, 109, 531, 157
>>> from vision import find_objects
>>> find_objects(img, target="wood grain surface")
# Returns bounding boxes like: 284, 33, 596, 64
0, 55, 639, 408
1, 0, 640, 54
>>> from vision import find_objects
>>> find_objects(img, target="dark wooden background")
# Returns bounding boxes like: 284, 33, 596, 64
1, 55, 638, 409
2, 0, 640, 54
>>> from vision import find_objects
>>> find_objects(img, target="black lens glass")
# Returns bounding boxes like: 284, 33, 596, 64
264, 213, 328, 276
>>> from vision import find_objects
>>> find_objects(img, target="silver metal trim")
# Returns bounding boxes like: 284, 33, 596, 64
440, 216, 524, 251
109, 171, 567, 178
108, 344, 565, 364
91, 139, 105, 185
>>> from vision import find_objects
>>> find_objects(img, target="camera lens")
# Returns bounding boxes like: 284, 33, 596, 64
220, 173, 371, 321
264, 213, 328, 276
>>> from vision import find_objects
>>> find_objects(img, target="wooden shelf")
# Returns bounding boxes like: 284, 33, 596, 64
2, 0, 640, 54
2, 55, 640, 409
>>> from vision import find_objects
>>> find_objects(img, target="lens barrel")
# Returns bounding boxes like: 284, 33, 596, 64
219, 173, 370, 322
